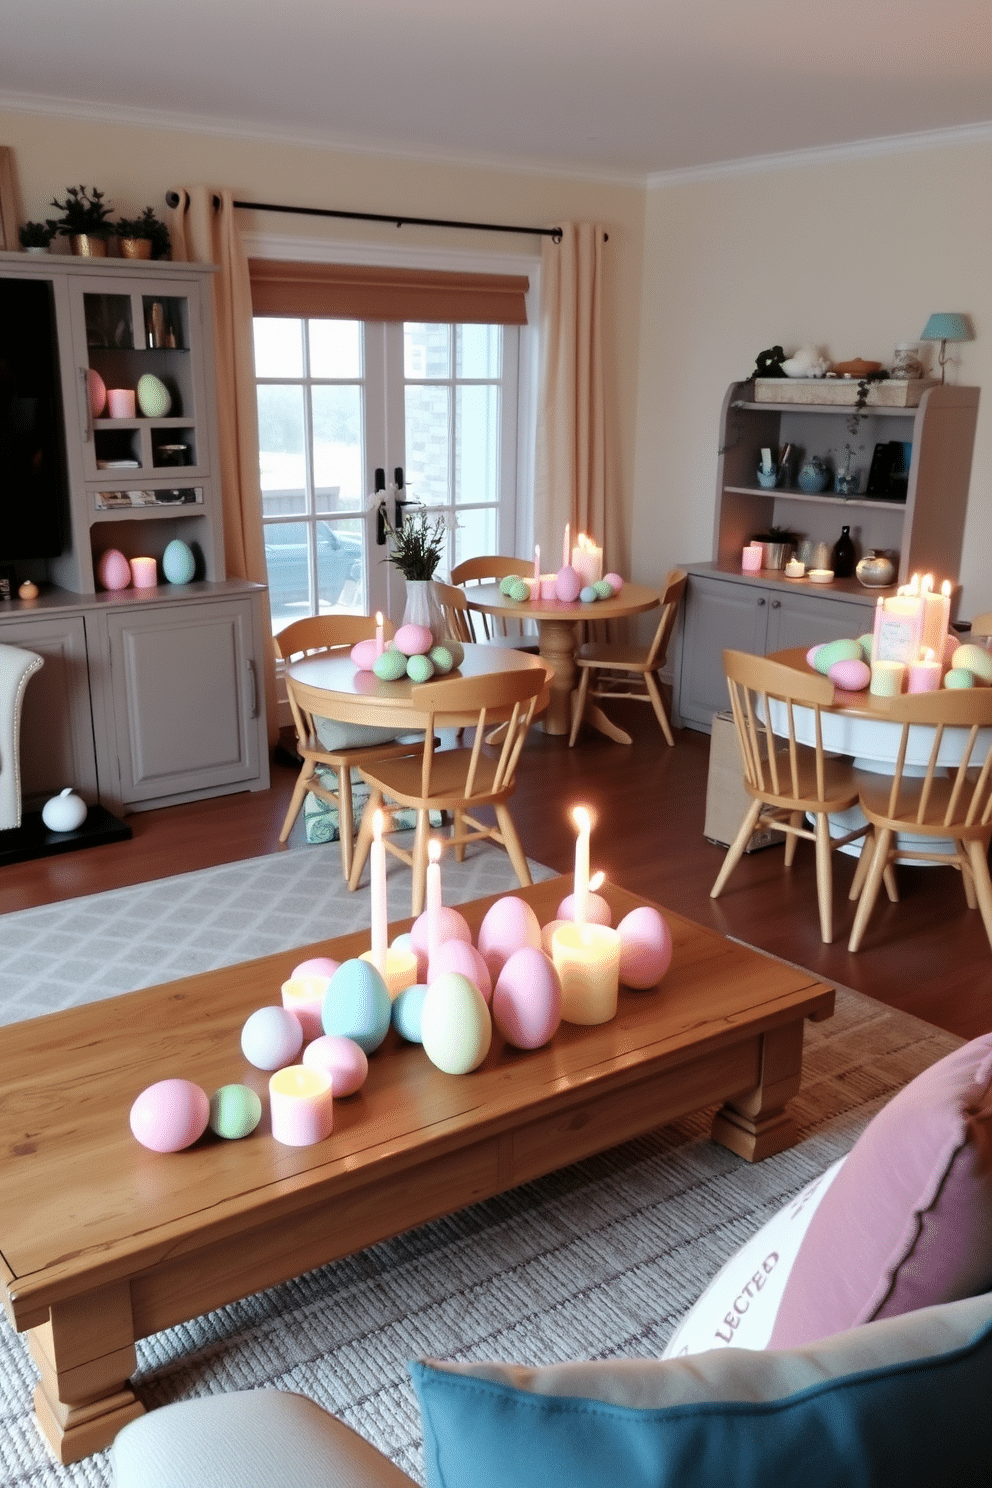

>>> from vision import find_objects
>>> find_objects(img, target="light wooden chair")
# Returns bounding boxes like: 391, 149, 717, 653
847, 686, 992, 953
432, 581, 475, 646
274, 615, 420, 878
450, 556, 539, 650
348, 665, 545, 915
970, 613, 992, 637
710, 649, 867, 944
568, 569, 687, 747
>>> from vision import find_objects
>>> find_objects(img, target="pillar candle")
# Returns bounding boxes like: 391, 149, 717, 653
370, 810, 387, 975
541, 576, 558, 599
533, 545, 540, 583
375, 611, 385, 657
280, 975, 329, 1042
359, 946, 418, 1000
129, 556, 157, 589
551, 922, 622, 1025
870, 660, 906, 697
268, 1065, 334, 1146
872, 588, 924, 663
741, 545, 763, 574
572, 534, 603, 587
426, 839, 443, 966
572, 806, 591, 927
907, 659, 942, 693
562, 522, 570, 571
919, 578, 951, 661
106, 387, 136, 419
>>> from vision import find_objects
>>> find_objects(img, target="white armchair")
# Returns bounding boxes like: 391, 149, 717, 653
0, 643, 44, 830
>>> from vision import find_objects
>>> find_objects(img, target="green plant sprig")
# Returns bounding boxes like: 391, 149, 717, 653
49, 185, 113, 237
382, 507, 446, 580
114, 206, 171, 258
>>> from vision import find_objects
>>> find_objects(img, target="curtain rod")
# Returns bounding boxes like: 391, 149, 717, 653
164, 191, 570, 242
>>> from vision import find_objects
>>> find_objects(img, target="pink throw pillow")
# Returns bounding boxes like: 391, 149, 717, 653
769, 1033, 992, 1349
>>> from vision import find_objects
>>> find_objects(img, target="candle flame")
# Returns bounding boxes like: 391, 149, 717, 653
924, 648, 935, 662
375, 610, 383, 625
572, 805, 592, 833
373, 810, 384, 843
589, 871, 605, 892
428, 838, 442, 864
942, 580, 952, 597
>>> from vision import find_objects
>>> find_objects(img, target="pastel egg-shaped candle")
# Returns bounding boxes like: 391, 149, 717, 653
351, 638, 380, 671
88, 368, 106, 417
373, 648, 408, 682
429, 937, 493, 1002
41, 787, 87, 833
392, 983, 429, 1042
410, 905, 472, 962
241, 1005, 305, 1070
322, 958, 392, 1052
395, 622, 433, 657
828, 657, 871, 692
603, 572, 624, 594
406, 653, 435, 682
812, 638, 863, 675
302, 1034, 369, 1095
429, 644, 455, 674
493, 947, 562, 1049
579, 585, 598, 604
293, 955, 340, 981
208, 1083, 263, 1140
952, 644, 992, 683
421, 972, 492, 1074
162, 538, 196, 585
617, 905, 673, 990
508, 580, 530, 602
444, 640, 465, 668
554, 565, 582, 602
136, 371, 172, 417
593, 580, 615, 600
130, 1078, 210, 1153
556, 890, 612, 927
944, 667, 974, 690
499, 575, 520, 596
97, 548, 131, 591
477, 895, 542, 981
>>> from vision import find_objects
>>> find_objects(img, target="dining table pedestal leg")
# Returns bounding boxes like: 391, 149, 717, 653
537, 619, 579, 734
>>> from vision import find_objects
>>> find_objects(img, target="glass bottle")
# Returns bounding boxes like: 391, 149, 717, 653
831, 525, 856, 579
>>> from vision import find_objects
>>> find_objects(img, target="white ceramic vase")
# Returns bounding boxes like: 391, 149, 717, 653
402, 579, 446, 645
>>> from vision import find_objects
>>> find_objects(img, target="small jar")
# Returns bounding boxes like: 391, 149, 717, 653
891, 343, 923, 380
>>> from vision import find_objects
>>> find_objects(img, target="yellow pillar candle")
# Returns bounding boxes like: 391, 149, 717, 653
280, 975, 329, 1042
551, 922, 622, 1025
870, 660, 906, 697
359, 946, 419, 1001
268, 1065, 334, 1146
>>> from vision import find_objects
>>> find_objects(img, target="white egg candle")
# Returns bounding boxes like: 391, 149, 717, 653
551, 922, 622, 1025
268, 1065, 334, 1146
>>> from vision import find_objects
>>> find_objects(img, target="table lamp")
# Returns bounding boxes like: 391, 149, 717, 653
919, 313, 973, 383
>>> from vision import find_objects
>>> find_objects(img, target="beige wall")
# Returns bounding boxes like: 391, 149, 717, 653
633, 138, 991, 614
0, 107, 645, 570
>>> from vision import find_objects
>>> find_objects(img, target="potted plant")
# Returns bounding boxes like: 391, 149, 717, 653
749, 524, 798, 570
18, 220, 56, 253
49, 185, 114, 256
114, 205, 171, 261
382, 506, 448, 640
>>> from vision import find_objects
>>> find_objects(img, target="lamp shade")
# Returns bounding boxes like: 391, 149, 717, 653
920, 313, 974, 344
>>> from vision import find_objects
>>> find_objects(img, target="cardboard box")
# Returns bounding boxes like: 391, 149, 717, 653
704, 711, 784, 852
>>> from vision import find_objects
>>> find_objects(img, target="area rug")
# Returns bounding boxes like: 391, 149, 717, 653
0, 856, 961, 1488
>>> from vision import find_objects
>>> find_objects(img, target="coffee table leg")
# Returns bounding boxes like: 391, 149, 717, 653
710, 1020, 804, 1161
538, 619, 579, 734
27, 1279, 144, 1463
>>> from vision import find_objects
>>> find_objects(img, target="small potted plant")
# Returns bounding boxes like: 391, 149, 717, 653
18, 220, 56, 254
49, 185, 114, 256
382, 505, 448, 640
749, 525, 798, 570
114, 205, 171, 261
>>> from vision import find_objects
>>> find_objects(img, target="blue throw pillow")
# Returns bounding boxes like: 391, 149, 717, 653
411, 1293, 992, 1488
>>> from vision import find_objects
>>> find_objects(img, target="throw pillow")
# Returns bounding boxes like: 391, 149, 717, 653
411, 1292, 992, 1488
314, 717, 413, 752
769, 1031, 992, 1348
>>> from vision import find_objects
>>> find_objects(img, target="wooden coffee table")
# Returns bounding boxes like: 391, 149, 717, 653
0, 877, 832, 1462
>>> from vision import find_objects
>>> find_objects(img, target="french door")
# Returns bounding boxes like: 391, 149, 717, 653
254, 317, 520, 632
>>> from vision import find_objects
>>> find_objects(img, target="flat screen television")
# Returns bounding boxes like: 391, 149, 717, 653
0, 274, 68, 564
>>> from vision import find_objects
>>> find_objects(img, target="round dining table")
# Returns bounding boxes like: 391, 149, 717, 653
463, 581, 660, 736
284, 642, 552, 731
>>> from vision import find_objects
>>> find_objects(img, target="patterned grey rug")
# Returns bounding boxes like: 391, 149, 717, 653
0, 853, 960, 1488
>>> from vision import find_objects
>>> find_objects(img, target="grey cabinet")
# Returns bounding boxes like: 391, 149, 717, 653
0, 613, 99, 810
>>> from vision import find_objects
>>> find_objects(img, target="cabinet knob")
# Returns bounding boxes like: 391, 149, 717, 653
756, 596, 765, 606
771, 599, 781, 609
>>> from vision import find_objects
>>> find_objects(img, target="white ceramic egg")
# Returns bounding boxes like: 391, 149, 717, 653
41, 787, 87, 832
130, 1078, 210, 1152
476, 896, 542, 981
952, 644, 992, 684
208, 1084, 263, 1140
97, 548, 131, 591
429, 937, 493, 1002
556, 890, 612, 926
136, 372, 172, 417
321, 958, 392, 1052
302, 1034, 369, 1095
162, 539, 196, 585
392, 983, 429, 1042
350, 638, 379, 671
420, 972, 492, 1074
554, 565, 582, 602
828, 658, 871, 692
395, 623, 433, 657
493, 947, 562, 1049
617, 905, 673, 990
410, 906, 472, 962
241, 1006, 305, 1070
603, 572, 624, 594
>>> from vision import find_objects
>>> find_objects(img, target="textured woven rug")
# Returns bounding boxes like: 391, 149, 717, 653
0, 854, 960, 1488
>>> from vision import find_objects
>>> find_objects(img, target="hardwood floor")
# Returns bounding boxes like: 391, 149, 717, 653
3, 707, 990, 1040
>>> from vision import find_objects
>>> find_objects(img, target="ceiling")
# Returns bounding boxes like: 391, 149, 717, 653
2, 0, 990, 178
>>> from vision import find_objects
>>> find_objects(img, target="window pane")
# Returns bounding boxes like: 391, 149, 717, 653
405, 322, 450, 379
253, 318, 303, 378
311, 385, 363, 512
309, 320, 362, 379
455, 385, 499, 504
315, 518, 366, 614
257, 384, 307, 516
456, 324, 501, 380
264, 521, 312, 630
453, 507, 497, 566
405, 384, 450, 506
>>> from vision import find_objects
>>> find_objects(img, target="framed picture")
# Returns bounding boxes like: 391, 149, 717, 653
0, 146, 21, 250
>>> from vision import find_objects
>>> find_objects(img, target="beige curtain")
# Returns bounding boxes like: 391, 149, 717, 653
167, 187, 278, 745
534, 223, 623, 575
